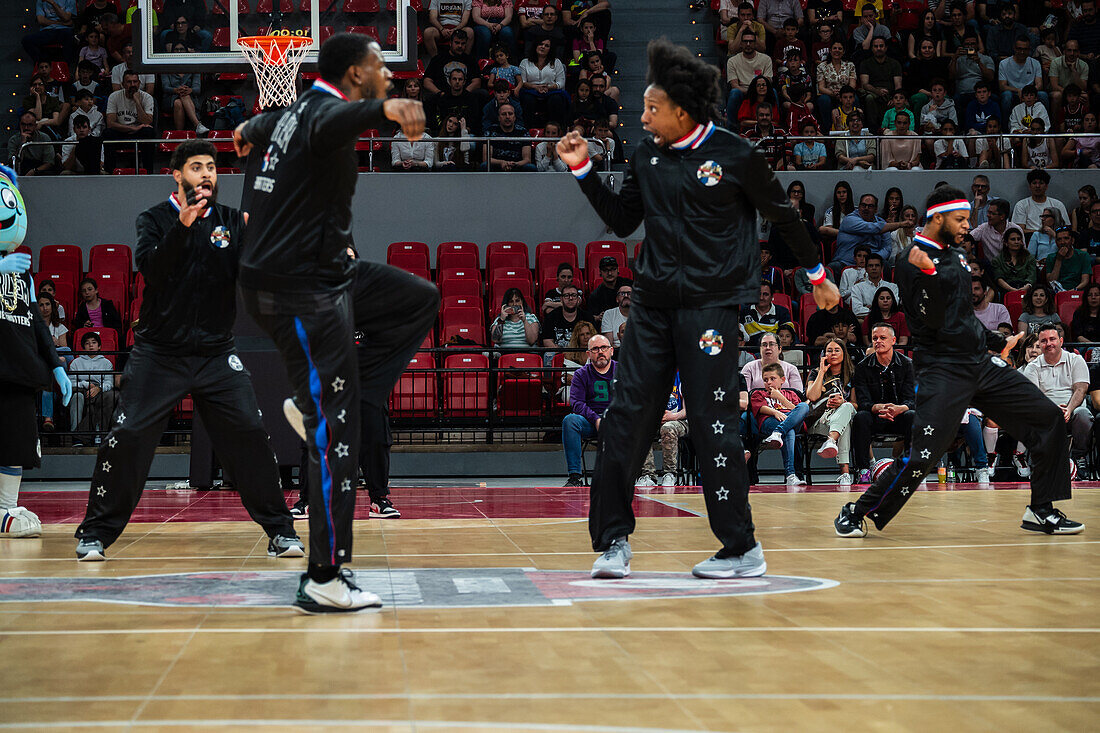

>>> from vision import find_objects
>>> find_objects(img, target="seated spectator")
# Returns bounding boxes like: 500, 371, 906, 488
589, 118, 623, 167
425, 33, 482, 99
1061, 112, 1100, 169
741, 332, 805, 392
753, 362, 808, 488
425, 0, 475, 59
998, 37, 1048, 118
860, 285, 909, 347
837, 244, 869, 300
561, 333, 616, 486
1060, 84, 1090, 135
69, 61, 108, 101
1071, 282, 1100, 343
881, 89, 916, 134
760, 243, 784, 292
886, 205, 917, 267
722, 1, 767, 53
73, 276, 124, 338
542, 282, 593, 349
784, 83, 817, 135
161, 12, 204, 51
1018, 283, 1061, 334
542, 262, 577, 315
919, 80, 959, 141
737, 77, 778, 133
579, 51, 620, 102
806, 336, 858, 485
986, 3, 1030, 64
568, 80, 606, 131
907, 10, 943, 60
110, 43, 156, 94
880, 112, 923, 170
481, 103, 537, 171
776, 323, 804, 365
971, 277, 1012, 332
777, 47, 811, 108
833, 196, 902, 270
757, 0, 804, 37
600, 284, 631, 347
636, 373, 689, 489
817, 179, 854, 242
744, 102, 789, 170
68, 331, 119, 444
809, 9, 841, 55
851, 323, 916, 482
849, 253, 897, 319
1022, 325, 1093, 471
992, 227, 1038, 294
391, 129, 435, 171
951, 34, 994, 114
964, 81, 1002, 138
434, 114, 474, 170
22, 0, 77, 63
1051, 40, 1090, 114
571, 18, 615, 69
486, 45, 523, 91
23, 75, 65, 141
786, 179, 815, 225
806, 299, 860, 347
858, 38, 903, 133
68, 90, 105, 138
588, 256, 632, 325
1020, 118, 1060, 169
724, 30, 774, 126
522, 3, 566, 59
38, 280, 67, 322
1080, 197, 1100, 258
772, 17, 808, 70
881, 186, 905, 225
1030, 208, 1065, 261
974, 116, 1011, 168
740, 282, 794, 345
160, 46, 208, 135
1008, 84, 1052, 135
103, 70, 155, 173
7, 111, 59, 176
1013, 168, 1070, 236
1072, 185, 1098, 234
37, 292, 68, 430
817, 46, 857, 129
535, 120, 568, 171
472, 1, 515, 60
829, 85, 861, 133
934, 119, 970, 169
490, 287, 540, 347
159, 0, 213, 50
562, 0, 612, 42
793, 120, 827, 170
906, 40, 950, 115
60, 113, 103, 175
558, 319, 596, 403
851, 3, 890, 62
1046, 228, 1092, 292
833, 112, 875, 171
518, 39, 569, 128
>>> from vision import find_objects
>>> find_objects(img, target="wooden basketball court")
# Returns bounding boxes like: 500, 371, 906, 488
1, 482, 1096, 731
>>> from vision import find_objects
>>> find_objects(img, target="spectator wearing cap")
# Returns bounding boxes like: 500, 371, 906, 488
600, 284, 631, 347
587, 256, 632, 326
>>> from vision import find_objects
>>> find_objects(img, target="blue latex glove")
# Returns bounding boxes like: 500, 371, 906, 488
0, 252, 31, 274
53, 366, 72, 406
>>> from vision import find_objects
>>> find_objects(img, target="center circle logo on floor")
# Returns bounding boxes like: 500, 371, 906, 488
699, 329, 724, 356
696, 160, 723, 186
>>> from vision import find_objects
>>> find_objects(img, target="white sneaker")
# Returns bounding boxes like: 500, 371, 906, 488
762, 431, 784, 450
816, 438, 839, 459
635, 475, 656, 489
785, 473, 805, 487
283, 397, 306, 441
195, 123, 210, 136
660, 473, 676, 488
0, 507, 41, 538
975, 467, 991, 484
293, 569, 381, 614
837, 473, 853, 489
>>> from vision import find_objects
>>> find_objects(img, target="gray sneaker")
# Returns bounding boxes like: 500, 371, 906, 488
692, 542, 766, 579
267, 534, 306, 558
75, 537, 105, 562
590, 537, 632, 579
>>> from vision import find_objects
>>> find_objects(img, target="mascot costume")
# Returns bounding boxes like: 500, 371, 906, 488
0, 164, 71, 537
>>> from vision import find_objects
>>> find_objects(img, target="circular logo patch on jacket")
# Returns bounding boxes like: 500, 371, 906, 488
210, 225, 231, 248
699, 329, 724, 355
228, 355, 244, 371
696, 160, 723, 187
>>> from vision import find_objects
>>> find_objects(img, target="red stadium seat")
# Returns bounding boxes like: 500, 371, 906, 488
176, 394, 193, 420
535, 241, 579, 275
1059, 299, 1079, 329
586, 263, 632, 294
388, 241, 430, 268
159, 129, 196, 153
390, 352, 437, 417
255, 0, 294, 12
1056, 290, 1084, 310
346, 25, 381, 42
497, 352, 544, 417
443, 353, 489, 416
88, 271, 129, 318
1004, 290, 1026, 325
490, 268, 534, 309
89, 244, 132, 275
211, 27, 231, 49
441, 323, 485, 346
438, 267, 482, 287
208, 130, 236, 153
772, 292, 792, 314
584, 240, 627, 274
38, 244, 84, 280
73, 327, 118, 354
132, 271, 145, 301
345, 0, 381, 11
125, 327, 136, 348
798, 293, 817, 341
318, 25, 336, 43
392, 60, 425, 80
39, 272, 77, 318
441, 296, 483, 317
438, 248, 479, 272
439, 276, 481, 300
486, 241, 529, 272
386, 24, 423, 45
129, 297, 142, 327
438, 241, 480, 268
389, 252, 428, 273
387, 0, 422, 10
111, 168, 147, 175
212, 0, 250, 13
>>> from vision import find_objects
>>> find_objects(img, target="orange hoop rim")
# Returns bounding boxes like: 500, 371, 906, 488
238, 34, 313, 63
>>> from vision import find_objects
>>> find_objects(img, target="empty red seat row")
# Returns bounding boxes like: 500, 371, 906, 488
390, 351, 550, 419
38, 244, 133, 280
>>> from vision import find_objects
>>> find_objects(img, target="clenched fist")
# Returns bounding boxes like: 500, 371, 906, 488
556, 131, 589, 168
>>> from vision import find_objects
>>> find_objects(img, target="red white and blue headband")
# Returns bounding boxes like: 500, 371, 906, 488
926, 199, 971, 218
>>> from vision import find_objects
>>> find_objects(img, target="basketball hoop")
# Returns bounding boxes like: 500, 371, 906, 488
238, 35, 313, 110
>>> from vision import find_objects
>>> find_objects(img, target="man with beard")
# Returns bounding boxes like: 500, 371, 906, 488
541, 283, 592, 349
557, 39, 839, 580
834, 186, 1083, 538
74, 140, 305, 561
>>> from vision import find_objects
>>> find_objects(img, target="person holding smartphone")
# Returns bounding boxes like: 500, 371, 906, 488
491, 288, 541, 347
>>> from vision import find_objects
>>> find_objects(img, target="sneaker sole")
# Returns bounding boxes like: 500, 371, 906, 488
76, 550, 105, 562
692, 561, 767, 579
1021, 520, 1084, 535
816, 446, 838, 459
290, 512, 308, 520
835, 526, 867, 538
590, 564, 631, 579
369, 510, 401, 519
292, 599, 382, 615
269, 546, 306, 558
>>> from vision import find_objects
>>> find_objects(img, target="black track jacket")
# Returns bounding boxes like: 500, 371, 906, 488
573, 122, 822, 309
237, 82, 387, 294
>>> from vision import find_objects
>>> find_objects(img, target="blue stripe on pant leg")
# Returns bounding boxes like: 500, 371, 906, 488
294, 317, 337, 566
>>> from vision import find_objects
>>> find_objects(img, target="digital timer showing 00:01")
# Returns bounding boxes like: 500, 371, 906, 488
269, 29, 312, 37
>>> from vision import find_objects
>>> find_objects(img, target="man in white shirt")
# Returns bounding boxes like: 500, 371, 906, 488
849, 252, 899, 318
103, 70, 154, 173
1012, 168, 1069, 236
109, 41, 155, 94
838, 244, 870, 302
971, 277, 1011, 331
725, 30, 774, 124
970, 199, 1020, 260
1022, 325, 1093, 464
600, 284, 631, 347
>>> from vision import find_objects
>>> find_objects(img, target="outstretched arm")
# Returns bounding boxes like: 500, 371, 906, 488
558, 130, 644, 237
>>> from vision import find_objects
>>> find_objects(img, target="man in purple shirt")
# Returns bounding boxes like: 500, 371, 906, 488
563, 334, 617, 487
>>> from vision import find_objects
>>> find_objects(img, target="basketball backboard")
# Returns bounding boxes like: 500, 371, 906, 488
133, 0, 417, 73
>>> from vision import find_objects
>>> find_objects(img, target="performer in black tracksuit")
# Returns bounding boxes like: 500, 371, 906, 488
74, 140, 303, 560
234, 34, 437, 611
834, 185, 1083, 538
556, 40, 840, 579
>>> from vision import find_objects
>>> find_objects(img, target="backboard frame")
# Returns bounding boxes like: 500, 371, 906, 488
132, 1, 418, 73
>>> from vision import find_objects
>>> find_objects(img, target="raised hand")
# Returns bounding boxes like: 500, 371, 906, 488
812, 277, 840, 310
908, 245, 936, 274
384, 98, 426, 141
556, 130, 588, 167
232, 122, 252, 158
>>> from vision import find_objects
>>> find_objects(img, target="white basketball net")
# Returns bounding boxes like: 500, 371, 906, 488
239, 36, 312, 110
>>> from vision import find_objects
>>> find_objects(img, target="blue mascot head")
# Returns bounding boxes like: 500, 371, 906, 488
0, 164, 27, 253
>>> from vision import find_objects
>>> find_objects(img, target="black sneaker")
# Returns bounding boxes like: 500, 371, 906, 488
834, 502, 867, 538
369, 497, 400, 519
1021, 506, 1085, 535
564, 474, 584, 487
289, 501, 308, 519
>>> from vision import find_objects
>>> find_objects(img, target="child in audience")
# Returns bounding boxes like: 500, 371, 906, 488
487, 45, 523, 91
752, 363, 809, 487
793, 120, 827, 170
79, 29, 109, 76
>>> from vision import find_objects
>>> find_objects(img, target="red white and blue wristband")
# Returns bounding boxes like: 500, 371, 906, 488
806, 263, 827, 286
570, 157, 592, 179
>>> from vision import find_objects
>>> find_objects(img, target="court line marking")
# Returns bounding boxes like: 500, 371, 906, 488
2, 626, 1098, 636
637, 495, 704, 517
0, 722, 720, 732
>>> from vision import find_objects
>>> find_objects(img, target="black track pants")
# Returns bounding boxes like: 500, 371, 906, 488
854, 355, 1071, 529
242, 260, 438, 568
589, 303, 756, 559
76, 346, 295, 548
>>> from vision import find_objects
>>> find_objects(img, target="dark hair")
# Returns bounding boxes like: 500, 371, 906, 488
500, 287, 530, 312
1027, 168, 1051, 184
925, 184, 969, 213
895, 110, 911, 124
738, 1, 753, 10
80, 277, 98, 291
930, 77, 947, 90
1037, 323, 1061, 339
871, 321, 897, 336
761, 362, 785, 377
974, 81, 991, 93
1024, 283, 1055, 316
831, 180, 854, 228
71, 113, 90, 128
854, 244, 873, 256
990, 199, 1011, 217
527, 36, 558, 64
492, 79, 511, 93
971, 275, 987, 291
865, 252, 884, 266
884, 186, 904, 214
645, 38, 722, 125
317, 32, 375, 84
81, 331, 101, 347
839, 84, 856, 97
36, 291, 60, 327
556, 262, 574, 275
776, 323, 799, 344
121, 69, 140, 80
1076, 282, 1100, 318
490, 44, 510, 62
1022, 83, 1038, 96
76, 59, 99, 75
759, 280, 773, 293
783, 17, 799, 28
169, 139, 217, 170
872, 286, 898, 316
73, 89, 95, 101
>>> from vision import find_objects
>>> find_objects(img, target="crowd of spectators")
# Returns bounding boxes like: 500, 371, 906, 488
717, 0, 1100, 170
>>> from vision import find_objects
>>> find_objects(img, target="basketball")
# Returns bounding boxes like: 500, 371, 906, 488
871, 458, 894, 483
1070, 457, 1078, 482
